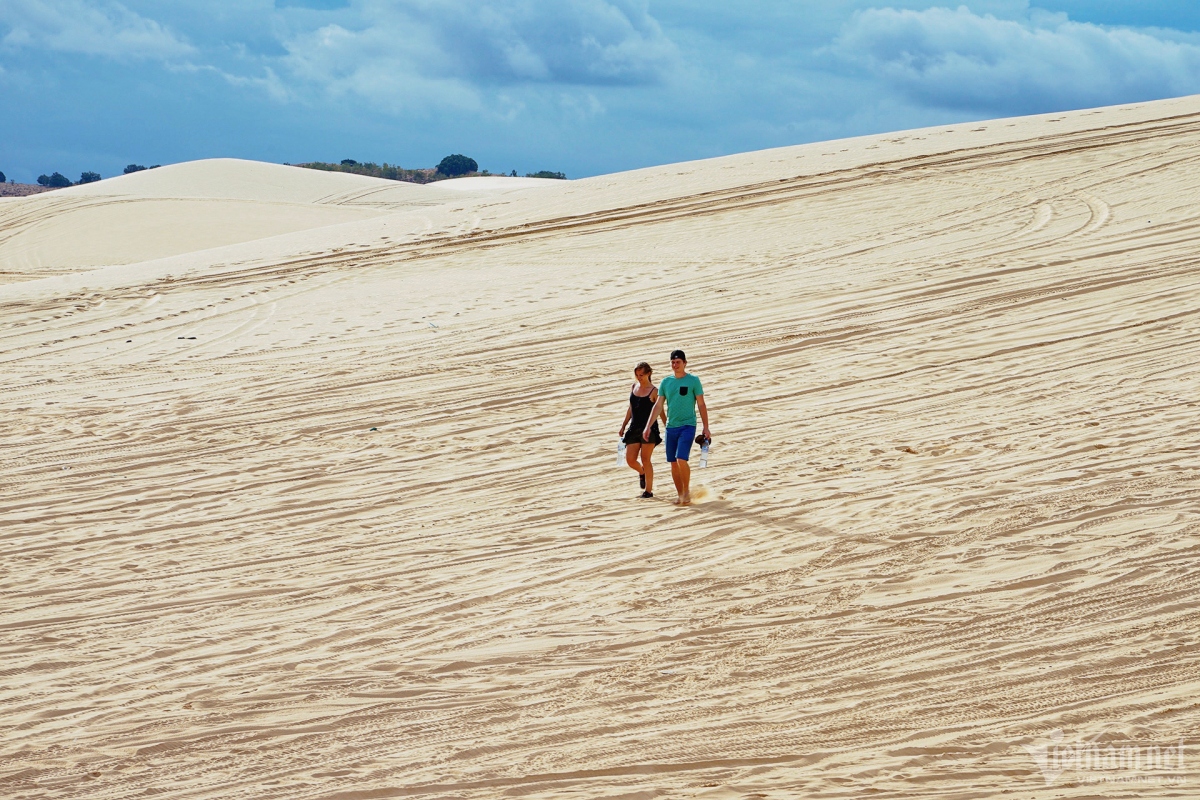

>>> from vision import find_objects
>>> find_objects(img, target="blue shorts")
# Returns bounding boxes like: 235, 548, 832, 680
664, 425, 696, 463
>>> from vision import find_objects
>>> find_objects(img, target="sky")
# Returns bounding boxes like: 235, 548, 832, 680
2, 1, 1200, 182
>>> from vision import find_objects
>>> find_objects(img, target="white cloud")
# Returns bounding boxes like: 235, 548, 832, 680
0, 0, 193, 60
830, 5, 1200, 114
430, 0, 679, 85
170, 61, 293, 102
279, 20, 483, 114
276, 0, 678, 109
269, 0, 679, 117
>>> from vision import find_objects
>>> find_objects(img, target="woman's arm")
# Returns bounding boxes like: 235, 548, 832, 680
644, 396, 665, 439
620, 384, 637, 434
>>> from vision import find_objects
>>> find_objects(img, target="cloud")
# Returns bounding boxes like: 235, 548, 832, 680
0, 0, 193, 60
425, 0, 679, 85
830, 5, 1200, 114
170, 61, 293, 103
276, 0, 351, 8
275, 0, 678, 111
279, 20, 483, 114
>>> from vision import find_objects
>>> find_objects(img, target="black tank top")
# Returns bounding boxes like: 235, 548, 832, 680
629, 387, 657, 432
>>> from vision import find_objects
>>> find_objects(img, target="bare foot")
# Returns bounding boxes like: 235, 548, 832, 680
679, 492, 691, 506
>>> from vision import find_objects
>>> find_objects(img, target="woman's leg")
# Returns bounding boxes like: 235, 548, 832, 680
625, 439, 643, 474
640, 444, 656, 492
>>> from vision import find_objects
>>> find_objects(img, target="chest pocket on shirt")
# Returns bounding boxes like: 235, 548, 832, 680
679, 386, 689, 396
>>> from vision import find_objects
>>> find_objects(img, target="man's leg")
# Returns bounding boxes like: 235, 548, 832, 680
665, 427, 684, 499
674, 425, 696, 504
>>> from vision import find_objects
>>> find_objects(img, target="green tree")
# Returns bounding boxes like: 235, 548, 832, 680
436, 154, 478, 177
0, 171, 6, 184
124, 164, 147, 174
38, 172, 72, 188
526, 171, 566, 180
79, 171, 101, 184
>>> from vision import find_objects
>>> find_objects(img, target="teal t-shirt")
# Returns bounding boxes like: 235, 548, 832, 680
658, 373, 703, 428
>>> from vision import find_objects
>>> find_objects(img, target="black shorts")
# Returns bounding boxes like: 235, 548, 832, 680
623, 422, 662, 446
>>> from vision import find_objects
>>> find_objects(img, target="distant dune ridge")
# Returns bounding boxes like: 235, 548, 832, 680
4, 96, 1200, 798
0, 159, 557, 283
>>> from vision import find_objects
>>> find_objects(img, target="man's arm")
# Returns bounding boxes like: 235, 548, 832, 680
697, 395, 710, 438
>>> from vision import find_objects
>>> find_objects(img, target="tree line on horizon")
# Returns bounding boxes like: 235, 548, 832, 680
295, 154, 566, 183
35, 171, 100, 188
4, 156, 564, 189
22, 163, 161, 189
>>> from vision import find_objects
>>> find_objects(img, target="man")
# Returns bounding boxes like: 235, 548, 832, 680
644, 349, 710, 505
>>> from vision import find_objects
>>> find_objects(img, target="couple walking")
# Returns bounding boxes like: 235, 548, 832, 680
618, 349, 711, 506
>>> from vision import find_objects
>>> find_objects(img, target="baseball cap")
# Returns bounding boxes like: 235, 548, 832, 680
670, 349, 687, 362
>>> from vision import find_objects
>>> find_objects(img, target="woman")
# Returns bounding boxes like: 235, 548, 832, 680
619, 361, 666, 498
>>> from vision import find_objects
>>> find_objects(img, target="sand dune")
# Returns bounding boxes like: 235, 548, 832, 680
4, 97, 1200, 798
0, 159, 549, 283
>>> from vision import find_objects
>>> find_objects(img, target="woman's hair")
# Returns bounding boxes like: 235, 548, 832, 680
635, 361, 653, 376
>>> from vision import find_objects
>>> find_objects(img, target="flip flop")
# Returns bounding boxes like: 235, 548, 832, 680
639, 474, 646, 489
641, 491, 653, 499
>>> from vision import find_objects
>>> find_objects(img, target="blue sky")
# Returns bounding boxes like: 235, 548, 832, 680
2, 1, 1200, 182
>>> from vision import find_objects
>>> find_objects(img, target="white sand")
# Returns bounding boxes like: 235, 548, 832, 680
0, 160, 546, 282
4, 96, 1200, 798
